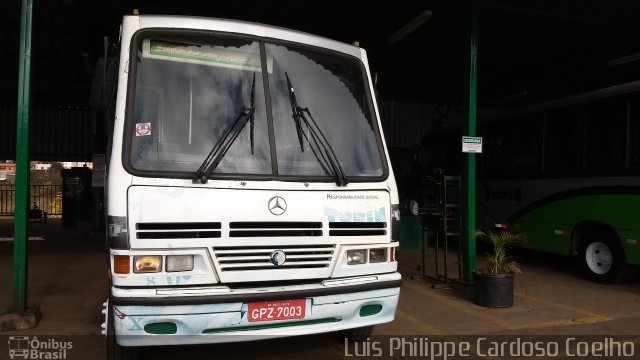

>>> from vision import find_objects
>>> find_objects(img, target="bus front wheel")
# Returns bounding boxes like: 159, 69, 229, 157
578, 232, 626, 284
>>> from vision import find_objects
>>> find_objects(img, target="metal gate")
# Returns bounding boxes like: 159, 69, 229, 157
0, 185, 62, 216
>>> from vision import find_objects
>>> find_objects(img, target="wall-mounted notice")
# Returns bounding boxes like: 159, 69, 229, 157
462, 136, 483, 153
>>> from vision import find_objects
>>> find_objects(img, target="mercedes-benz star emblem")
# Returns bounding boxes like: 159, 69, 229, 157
268, 196, 287, 216
270, 250, 286, 266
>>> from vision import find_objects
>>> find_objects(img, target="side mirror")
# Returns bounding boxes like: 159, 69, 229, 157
409, 200, 420, 216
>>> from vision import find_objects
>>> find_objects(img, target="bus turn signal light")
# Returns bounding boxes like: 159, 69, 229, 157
114, 256, 131, 274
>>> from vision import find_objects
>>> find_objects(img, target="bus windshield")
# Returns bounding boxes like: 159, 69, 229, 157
127, 34, 384, 180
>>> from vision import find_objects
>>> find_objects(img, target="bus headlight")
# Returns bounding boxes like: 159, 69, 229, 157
133, 256, 162, 273
369, 248, 387, 263
166, 255, 194, 272
347, 249, 367, 265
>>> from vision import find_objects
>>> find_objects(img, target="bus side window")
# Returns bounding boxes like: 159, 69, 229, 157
478, 125, 503, 179
511, 116, 543, 177
583, 99, 626, 174
484, 127, 509, 178
629, 96, 640, 168
544, 108, 580, 176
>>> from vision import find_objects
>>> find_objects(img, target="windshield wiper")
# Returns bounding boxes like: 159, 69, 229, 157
286, 73, 305, 152
285, 72, 348, 186
193, 73, 256, 184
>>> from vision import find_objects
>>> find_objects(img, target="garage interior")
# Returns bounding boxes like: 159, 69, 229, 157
1, 0, 640, 358
3, 0, 640, 153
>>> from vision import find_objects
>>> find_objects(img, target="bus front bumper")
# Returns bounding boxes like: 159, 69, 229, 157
109, 272, 401, 346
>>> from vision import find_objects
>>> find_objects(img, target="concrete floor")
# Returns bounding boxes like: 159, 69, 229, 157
1, 218, 639, 359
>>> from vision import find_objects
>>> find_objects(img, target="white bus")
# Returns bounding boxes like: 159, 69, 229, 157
103, 14, 401, 357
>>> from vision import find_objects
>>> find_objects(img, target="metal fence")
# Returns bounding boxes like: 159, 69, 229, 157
0, 185, 62, 216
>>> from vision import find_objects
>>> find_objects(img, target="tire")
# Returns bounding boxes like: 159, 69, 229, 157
107, 304, 138, 360
578, 230, 627, 284
338, 325, 374, 343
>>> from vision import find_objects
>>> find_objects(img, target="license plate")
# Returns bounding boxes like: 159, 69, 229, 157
248, 299, 306, 322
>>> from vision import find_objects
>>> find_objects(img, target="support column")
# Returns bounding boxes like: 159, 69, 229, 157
461, 0, 478, 284
2, 0, 41, 329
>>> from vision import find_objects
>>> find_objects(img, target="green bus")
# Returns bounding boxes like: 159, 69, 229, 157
408, 81, 640, 283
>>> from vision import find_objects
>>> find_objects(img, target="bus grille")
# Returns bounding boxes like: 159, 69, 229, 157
228, 222, 322, 237
212, 244, 335, 271
328, 222, 387, 236
135, 222, 221, 239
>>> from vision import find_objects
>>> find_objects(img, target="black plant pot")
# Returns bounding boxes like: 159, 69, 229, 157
473, 271, 514, 308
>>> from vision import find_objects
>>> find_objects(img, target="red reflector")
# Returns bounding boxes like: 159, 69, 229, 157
495, 223, 508, 229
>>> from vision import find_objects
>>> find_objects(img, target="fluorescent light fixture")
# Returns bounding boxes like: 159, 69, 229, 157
388, 11, 433, 44
608, 52, 640, 67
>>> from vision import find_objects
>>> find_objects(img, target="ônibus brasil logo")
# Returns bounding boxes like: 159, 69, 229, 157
8, 336, 72, 360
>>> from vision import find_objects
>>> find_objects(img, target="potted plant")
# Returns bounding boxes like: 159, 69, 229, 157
473, 230, 522, 308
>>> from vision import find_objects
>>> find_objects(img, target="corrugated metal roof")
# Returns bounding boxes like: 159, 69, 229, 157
1, 0, 640, 161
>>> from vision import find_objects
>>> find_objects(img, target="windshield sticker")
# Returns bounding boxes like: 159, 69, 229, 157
143, 39, 265, 72
135, 122, 152, 136
324, 206, 386, 223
